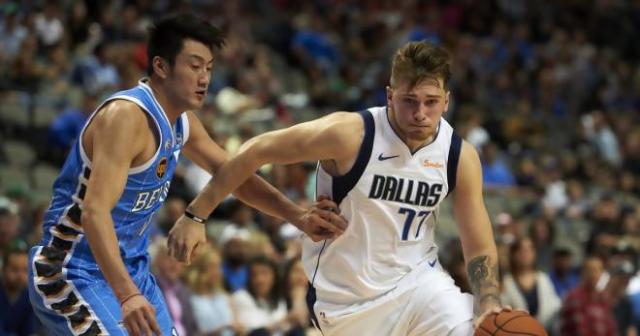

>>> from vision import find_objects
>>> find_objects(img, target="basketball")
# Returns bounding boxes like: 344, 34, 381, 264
475, 310, 547, 336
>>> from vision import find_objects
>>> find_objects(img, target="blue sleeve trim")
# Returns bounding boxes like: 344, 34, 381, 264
331, 110, 375, 204
446, 133, 462, 196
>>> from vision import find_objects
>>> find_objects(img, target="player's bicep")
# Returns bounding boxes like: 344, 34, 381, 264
452, 141, 493, 248
82, 106, 147, 211
241, 112, 361, 165
181, 111, 229, 173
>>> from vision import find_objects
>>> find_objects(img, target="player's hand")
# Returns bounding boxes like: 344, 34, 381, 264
167, 214, 206, 264
121, 294, 162, 336
296, 195, 348, 242
474, 305, 516, 329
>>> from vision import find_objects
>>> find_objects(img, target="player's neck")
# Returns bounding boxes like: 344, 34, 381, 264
146, 78, 183, 124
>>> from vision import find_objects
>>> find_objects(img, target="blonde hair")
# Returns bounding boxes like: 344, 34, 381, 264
390, 41, 451, 90
184, 245, 225, 295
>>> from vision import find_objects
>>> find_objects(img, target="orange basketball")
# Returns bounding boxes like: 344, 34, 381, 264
475, 310, 547, 336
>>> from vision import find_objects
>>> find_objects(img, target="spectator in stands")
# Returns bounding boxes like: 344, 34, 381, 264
282, 258, 309, 335
561, 256, 618, 336
186, 245, 240, 336
70, 42, 120, 93
47, 91, 96, 164
157, 197, 186, 236
0, 11, 28, 62
222, 236, 250, 293
0, 197, 20, 267
548, 246, 580, 299
152, 240, 197, 336
232, 256, 301, 336
501, 237, 561, 331
0, 239, 40, 335
480, 142, 515, 188
605, 260, 636, 336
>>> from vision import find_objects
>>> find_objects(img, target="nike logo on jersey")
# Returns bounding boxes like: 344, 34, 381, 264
428, 259, 437, 267
378, 153, 400, 161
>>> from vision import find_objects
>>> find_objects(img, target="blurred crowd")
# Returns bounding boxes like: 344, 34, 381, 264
1, 0, 640, 335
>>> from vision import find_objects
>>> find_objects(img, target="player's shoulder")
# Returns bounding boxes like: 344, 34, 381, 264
456, 139, 482, 179
323, 111, 364, 124
318, 111, 367, 134
92, 99, 148, 131
459, 139, 480, 162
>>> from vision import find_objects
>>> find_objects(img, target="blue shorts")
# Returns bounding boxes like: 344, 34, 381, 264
28, 246, 175, 335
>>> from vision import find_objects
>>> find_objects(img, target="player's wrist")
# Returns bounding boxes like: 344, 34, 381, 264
119, 292, 143, 306
184, 208, 207, 224
285, 206, 306, 230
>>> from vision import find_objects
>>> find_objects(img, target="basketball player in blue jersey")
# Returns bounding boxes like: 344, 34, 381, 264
27, 14, 346, 336
170, 41, 508, 335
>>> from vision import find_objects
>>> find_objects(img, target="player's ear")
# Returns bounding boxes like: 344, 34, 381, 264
386, 86, 393, 103
152, 56, 169, 79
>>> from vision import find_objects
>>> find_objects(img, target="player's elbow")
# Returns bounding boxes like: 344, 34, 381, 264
80, 203, 108, 229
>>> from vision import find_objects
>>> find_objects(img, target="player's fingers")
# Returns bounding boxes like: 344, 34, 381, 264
315, 209, 347, 232
125, 316, 141, 336
315, 199, 340, 213
182, 242, 195, 265
166, 235, 176, 259
310, 230, 334, 242
144, 306, 162, 336
189, 241, 203, 264
136, 310, 152, 336
310, 214, 340, 234
327, 212, 348, 231
179, 243, 189, 263
316, 194, 331, 202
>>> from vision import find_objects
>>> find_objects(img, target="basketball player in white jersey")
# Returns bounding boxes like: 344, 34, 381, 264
170, 41, 503, 335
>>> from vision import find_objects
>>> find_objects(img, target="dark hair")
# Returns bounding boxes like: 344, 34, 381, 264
390, 41, 451, 90
247, 255, 281, 310
146, 13, 225, 76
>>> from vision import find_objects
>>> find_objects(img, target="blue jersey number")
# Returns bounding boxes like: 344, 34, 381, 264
398, 207, 431, 240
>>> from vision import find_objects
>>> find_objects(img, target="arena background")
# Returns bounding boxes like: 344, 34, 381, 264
1, 1, 639, 335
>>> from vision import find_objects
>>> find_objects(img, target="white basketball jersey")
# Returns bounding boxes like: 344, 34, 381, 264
303, 106, 462, 314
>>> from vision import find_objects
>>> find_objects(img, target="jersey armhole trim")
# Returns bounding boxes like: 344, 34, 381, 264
180, 113, 190, 144
331, 110, 375, 204
446, 132, 462, 196
78, 96, 163, 175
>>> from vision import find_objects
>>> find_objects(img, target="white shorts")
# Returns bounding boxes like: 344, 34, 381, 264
312, 266, 474, 336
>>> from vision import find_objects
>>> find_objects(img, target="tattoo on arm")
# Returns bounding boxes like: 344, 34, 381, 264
467, 255, 500, 313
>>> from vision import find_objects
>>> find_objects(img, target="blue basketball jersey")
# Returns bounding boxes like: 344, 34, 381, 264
28, 79, 185, 335
39, 78, 189, 277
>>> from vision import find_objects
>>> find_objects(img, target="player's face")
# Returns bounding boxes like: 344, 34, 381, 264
166, 39, 213, 110
387, 78, 450, 143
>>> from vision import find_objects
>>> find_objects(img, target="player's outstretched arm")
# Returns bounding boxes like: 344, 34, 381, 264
181, 112, 348, 232
81, 102, 162, 336
189, 111, 359, 216
169, 112, 361, 262
452, 141, 504, 322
